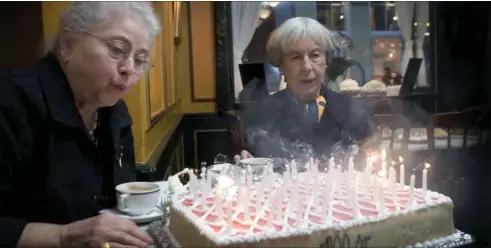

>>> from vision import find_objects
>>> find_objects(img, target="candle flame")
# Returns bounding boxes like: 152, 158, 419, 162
399, 156, 403, 163
424, 163, 431, 169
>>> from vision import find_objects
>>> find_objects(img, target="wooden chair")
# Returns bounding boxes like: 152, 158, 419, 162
222, 110, 245, 155
372, 114, 412, 152
427, 105, 488, 150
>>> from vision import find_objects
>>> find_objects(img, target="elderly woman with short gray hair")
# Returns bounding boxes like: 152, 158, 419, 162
238, 17, 375, 162
0, 2, 159, 248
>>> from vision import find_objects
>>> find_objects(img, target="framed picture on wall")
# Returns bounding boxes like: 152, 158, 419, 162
146, 62, 166, 127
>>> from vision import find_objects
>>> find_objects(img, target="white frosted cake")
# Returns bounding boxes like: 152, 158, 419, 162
362, 80, 387, 93
340, 78, 360, 93
169, 160, 454, 248
386, 85, 401, 96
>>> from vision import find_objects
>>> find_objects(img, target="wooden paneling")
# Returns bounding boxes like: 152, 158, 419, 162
181, 114, 231, 168
189, 2, 216, 102
180, 2, 216, 114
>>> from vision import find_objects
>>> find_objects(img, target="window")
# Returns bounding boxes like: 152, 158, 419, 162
316, 2, 346, 31
372, 36, 403, 78
370, 1, 403, 78
370, 1, 399, 31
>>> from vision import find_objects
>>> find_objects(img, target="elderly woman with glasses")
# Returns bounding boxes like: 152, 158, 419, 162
0, 2, 159, 248
237, 17, 375, 162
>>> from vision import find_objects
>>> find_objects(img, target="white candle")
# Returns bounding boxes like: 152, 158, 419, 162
377, 178, 385, 213
291, 160, 297, 178
370, 175, 377, 201
275, 188, 284, 221
352, 188, 360, 219
226, 199, 233, 233
246, 165, 253, 189
389, 168, 399, 210
266, 192, 276, 230
244, 187, 250, 221
215, 189, 224, 221
326, 182, 336, 223
256, 182, 264, 206
381, 149, 387, 178
399, 157, 405, 188
188, 170, 197, 198
423, 163, 430, 195
348, 157, 355, 188
388, 167, 395, 191
409, 174, 415, 206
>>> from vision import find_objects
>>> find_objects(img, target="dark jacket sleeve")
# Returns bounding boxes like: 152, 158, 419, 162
0, 73, 28, 248
120, 125, 137, 182
240, 96, 287, 158
347, 97, 377, 143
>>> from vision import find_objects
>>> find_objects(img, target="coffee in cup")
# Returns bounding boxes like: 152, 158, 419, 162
115, 182, 161, 216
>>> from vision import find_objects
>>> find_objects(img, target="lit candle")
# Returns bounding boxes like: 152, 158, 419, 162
409, 173, 415, 207
381, 149, 387, 178
422, 163, 430, 195
399, 156, 405, 188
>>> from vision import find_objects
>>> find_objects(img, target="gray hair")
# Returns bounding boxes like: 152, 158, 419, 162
266, 17, 339, 67
47, 2, 160, 54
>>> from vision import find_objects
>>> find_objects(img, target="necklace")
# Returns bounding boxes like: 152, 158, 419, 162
88, 110, 99, 142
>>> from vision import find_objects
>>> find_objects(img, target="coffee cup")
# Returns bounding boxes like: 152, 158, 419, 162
115, 182, 161, 216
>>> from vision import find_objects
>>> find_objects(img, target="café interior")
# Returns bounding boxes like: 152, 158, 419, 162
1, 1, 490, 247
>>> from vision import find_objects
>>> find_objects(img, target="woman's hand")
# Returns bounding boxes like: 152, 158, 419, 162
60, 213, 152, 248
233, 150, 254, 162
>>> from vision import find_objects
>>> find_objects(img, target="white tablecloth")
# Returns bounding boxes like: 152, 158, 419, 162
381, 136, 481, 151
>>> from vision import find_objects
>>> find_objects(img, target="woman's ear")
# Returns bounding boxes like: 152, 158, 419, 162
58, 29, 76, 61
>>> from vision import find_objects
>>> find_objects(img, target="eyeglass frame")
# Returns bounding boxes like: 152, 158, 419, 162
82, 32, 154, 72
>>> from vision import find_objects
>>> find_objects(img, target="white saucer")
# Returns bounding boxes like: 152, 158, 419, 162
99, 181, 169, 224
99, 207, 162, 224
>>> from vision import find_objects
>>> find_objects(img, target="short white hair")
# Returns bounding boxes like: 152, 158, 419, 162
48, 2, 160, 54
266, 17, 339, 67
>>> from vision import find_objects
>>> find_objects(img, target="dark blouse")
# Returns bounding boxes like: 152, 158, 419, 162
241, 87, 376, 160
0, 54, 137, 247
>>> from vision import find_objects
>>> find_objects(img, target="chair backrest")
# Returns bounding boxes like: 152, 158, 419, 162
428, 108, 483, 149
223, 110, 245, 155
373, 114, 412, 152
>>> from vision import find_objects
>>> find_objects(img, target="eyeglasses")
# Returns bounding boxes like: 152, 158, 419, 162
83, 32, 153, 72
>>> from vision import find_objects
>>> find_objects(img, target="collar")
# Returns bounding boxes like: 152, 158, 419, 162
285, 87, 326, 105
37, 53, 133, 128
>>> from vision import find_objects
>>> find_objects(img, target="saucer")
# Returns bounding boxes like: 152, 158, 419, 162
99, 207, 162, 224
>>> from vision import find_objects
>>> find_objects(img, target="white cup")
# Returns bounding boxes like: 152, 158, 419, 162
116, 182, 161, 216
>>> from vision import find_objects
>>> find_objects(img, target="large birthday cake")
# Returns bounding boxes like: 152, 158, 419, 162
169, 159, 454, 247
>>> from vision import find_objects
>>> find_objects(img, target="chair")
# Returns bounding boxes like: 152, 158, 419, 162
372, 114, 411, 153
223, 110, 245, 155
427, 107, 487, 150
